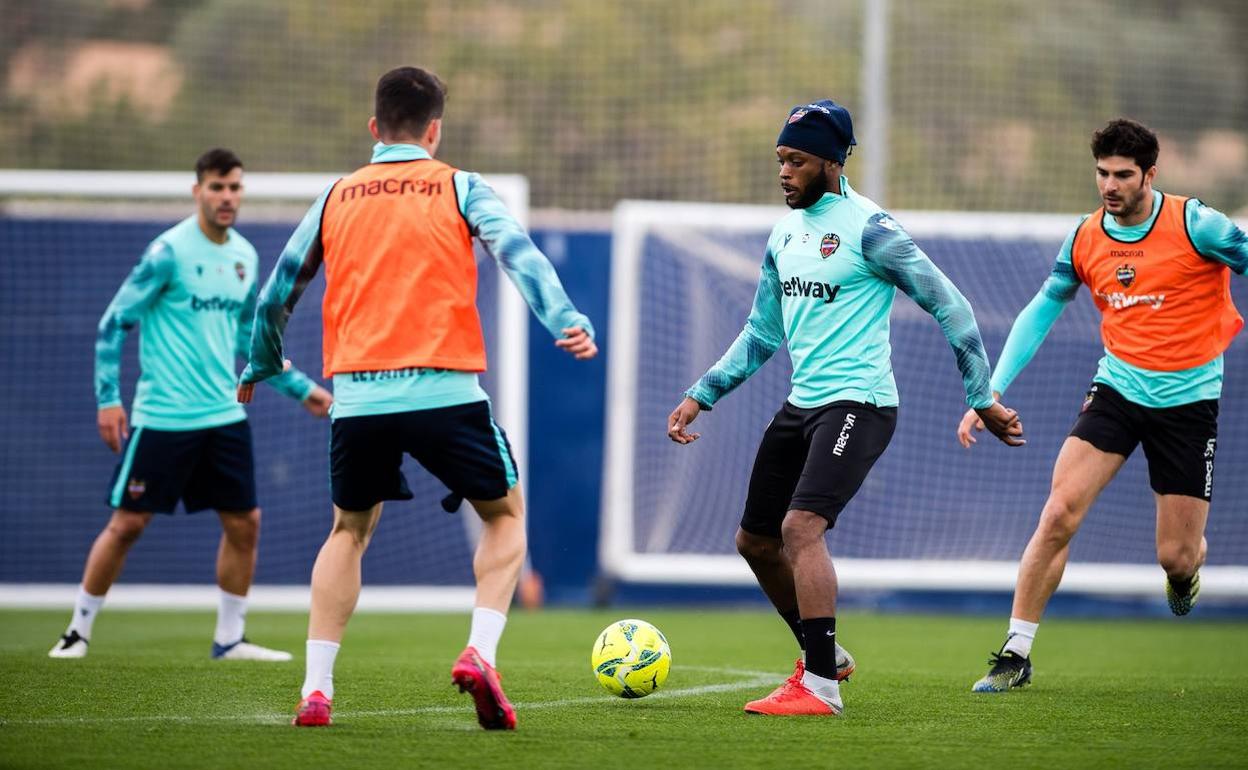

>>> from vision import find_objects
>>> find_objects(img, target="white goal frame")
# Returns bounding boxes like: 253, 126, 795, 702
602, 200, 1248, 598
0, 169, 530, 611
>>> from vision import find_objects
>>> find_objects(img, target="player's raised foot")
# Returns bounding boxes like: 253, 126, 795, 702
48, 630, 89, 659
972, 649, 1032, 693
1166, 571, 1200, 616
451, 646, 517, 730
744, 678, 841, 716
211, 638, 293, 662
292, 690, 332, 727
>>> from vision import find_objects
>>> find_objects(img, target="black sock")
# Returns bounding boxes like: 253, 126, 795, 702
1169, 575, 1194, 595
800, 617, 837, 680
779, 608, 804, 650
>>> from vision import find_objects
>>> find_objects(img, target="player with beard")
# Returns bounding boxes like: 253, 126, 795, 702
48, 148, 333, 662
667, 100, 1025, 716
961, 119, 1248, 693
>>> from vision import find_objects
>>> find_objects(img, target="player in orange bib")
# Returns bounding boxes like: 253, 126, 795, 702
957, 119, 1248, 692
238, 67, 596, 728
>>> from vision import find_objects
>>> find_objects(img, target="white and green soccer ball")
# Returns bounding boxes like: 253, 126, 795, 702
591, 618, 671, 698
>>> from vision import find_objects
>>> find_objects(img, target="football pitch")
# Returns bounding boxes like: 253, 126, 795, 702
2, 609, 1245, 769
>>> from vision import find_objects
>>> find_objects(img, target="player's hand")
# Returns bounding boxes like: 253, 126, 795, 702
302, 385, 333, 418
956, 407, 985, 447
97, 405, 129, 453
971, 401, 1025, 447
555, 327, 597, 360
237, 359, 292, 405
667, 397, 703, 444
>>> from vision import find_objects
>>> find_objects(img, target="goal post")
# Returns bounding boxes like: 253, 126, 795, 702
602, 200, 1248, 598
0, 169, 530, 610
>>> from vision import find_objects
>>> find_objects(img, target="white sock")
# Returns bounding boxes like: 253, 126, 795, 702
66, 586, 105, 640
467, 607, 507, 667
302, 640, 341, 700
214, 590, 248, 646
1003, 617, 1039, 657
800, 670, 843, 709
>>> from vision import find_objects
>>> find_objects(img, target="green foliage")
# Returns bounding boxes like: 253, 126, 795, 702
1, 0, 1245, 212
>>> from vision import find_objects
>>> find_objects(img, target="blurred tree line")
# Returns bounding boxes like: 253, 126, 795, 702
2, 0, 1245, 213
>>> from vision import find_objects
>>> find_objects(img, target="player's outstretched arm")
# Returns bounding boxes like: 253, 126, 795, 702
458, 172, 596, 358
95, 241, 175, 451
234, 281, 330, 416
682, 248, 785, 416
957, 230, 1083, 448
238, 184, 334, 403
860, 212, 997, 408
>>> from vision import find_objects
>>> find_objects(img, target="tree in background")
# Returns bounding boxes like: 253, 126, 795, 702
1, 0, 1244, 213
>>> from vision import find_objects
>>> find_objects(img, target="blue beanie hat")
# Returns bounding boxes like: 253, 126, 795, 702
776, 100, 856, 163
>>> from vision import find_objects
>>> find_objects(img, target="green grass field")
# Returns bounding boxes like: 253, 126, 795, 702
2, 608, 1246, 769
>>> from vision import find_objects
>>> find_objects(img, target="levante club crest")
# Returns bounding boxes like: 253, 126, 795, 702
820, 233, 840, 258
235, 261, 246, 282
127, 478, 146, 499
1116, 264, 1136, 287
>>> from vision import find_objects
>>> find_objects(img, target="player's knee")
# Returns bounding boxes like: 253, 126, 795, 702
221, 508, 261, 549
1038, 495, 1083, 542
331, 514, 375, 548
106, 515, 148, 545
779, 510, 827, 553
1157, 542, 1199, 578
736, 529, 783, 564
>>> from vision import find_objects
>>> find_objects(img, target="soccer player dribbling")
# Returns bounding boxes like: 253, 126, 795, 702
961, 119, 1248, 693
238, 66, 597, 729
667, 100, 1024, 716
48, 149, 333, 662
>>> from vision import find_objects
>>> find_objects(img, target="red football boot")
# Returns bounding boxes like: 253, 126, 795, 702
451, 646, 517, 730
744, 676, 842, 716
293, 690, 332, 726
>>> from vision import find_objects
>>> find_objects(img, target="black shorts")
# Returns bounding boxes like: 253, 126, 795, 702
106, 419, 257, 514
1070, 382, 1219, 500
330, 400, 518, 511
741, 400, 897, 538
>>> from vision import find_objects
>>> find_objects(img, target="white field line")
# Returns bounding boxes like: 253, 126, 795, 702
0, 666, 777, 727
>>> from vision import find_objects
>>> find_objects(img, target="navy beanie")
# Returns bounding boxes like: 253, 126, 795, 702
776, 100, 856, 163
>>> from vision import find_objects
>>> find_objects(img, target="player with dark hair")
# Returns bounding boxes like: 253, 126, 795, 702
961, 118, 1248, 692
239, 65, 596, 729
48, 148, 333, 661
667, 100, 1024, 717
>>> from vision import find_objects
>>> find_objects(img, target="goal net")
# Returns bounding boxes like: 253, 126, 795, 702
602, 201, 1248, 597
0, 170, 530, 609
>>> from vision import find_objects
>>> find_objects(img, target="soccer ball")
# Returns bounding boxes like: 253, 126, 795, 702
590, 618, 671, 698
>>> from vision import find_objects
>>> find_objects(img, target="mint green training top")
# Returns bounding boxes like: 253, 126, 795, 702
990, 192, 1248, 407
96, 216, 315, 430
687, 178, 995, 411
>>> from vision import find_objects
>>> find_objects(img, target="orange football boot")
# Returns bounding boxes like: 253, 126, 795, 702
744, 675, 841, 716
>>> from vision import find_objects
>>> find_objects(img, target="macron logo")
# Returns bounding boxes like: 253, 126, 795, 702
781, 277, 840, 304
832, 413, 856, 456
